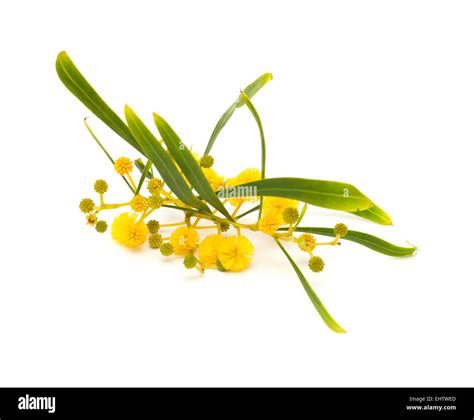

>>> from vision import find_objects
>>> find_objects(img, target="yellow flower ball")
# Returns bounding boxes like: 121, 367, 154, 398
198, 234, 224, 267
202, 168, 224, 191
111, 213, 148, 248
147, 178, 164, 195
297, 233, 316, 252
114, 157, 133, 175
262, 197, 298, 224
170, 227, 200, 255
217, 235, 254, 272
258, 214, 280, 235
226, 168, 261, 206
130, 195, 148, 213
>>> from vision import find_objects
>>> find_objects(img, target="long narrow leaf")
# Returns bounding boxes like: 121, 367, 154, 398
134, 158, 154, 180
281, 227, 416, 257
293, 203, 308, 231
124, 106, 210, 213
56, 51, 141, 153
235, 73, 273, 108
135, 160, 153, 195
239, 92, 266, 178
204, 73, 272, 155
219, 177, 374, 212
239, 92, 266, 220
153, 113, 233, 221
275, 238, 346, 333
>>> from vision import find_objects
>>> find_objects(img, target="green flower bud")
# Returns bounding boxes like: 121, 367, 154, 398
79, 198, 95, 213
149, 233, 163, 249
148, 195, 164, 209
147, 220, 160, 234
282, 207, 299, 224
95, 220, 108, 233
308, 256, 325, 273
199, 155, 214, 168
93, 179, 108, 194
183, 254, 198, 269
334, 223, 348, 238
219, 221, 230, 232
160, 242, 174, 256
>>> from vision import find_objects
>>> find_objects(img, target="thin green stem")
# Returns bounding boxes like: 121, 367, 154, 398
84, 118, 135, 194
235, 205, 260, 220
239, 92, 266, 221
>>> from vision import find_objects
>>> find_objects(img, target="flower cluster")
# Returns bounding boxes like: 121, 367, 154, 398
79, 155, 348, 275
60, 50, 413, 333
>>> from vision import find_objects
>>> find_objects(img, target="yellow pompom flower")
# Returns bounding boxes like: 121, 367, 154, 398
198, 234, 224, 267
130, 195, 148, 212
111, 213, 148, 248
202, 168, 224, 191
170, 227, 200, 255
114, 157, 134, 175
258, 214, 280, 235
147, 178, 164, 195
262, 197, 298, 223
217, 235, 254, 272
297, 233, 316, 252
226, 168, 261, 206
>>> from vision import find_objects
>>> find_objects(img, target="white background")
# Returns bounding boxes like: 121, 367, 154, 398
1, 0, 473, 386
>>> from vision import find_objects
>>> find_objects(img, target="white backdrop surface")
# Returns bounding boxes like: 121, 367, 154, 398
0, 0, 473, 386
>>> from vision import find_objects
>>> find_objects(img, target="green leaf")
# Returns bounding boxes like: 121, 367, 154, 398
219, 177, 374, 212
235, 73, 273, 108
274, 238, 346, 333
204, 73, 272, 155
283, 227, 416, 257
134, 158, 154, 180
239, 92, 266, 220
124, 106, 210, 213
153, 113, 234, 221
56, 51, 141, 153
239, 92, 266, 178
294, 203, 308, 230
350, 205, 393, 226
135, 160, 153, 195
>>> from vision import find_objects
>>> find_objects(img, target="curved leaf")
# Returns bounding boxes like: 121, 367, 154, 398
235, 73, 273, 108
239, 92, 266, 220
275, 238, 346, 333
124, 106, 210, 212
204, 73, 272, 155
56, 51, 141, 153
219, 177, 374, 212
284, 227, 416, 257
239, 92, 266, 179
153, 113, 233, 220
